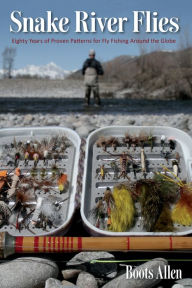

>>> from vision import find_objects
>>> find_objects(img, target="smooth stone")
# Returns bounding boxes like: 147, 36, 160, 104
187, 118, 192, 131
76, 272, 98, 288
88, 261, 117, 279
171, 117, 188, 131
66, 251, 117, 278
62, 269, 82, 280
62, 122, 74, 129
67, 251, 115, 266
96, 278, 107, 287
45, 278, 64, 288
62, 280, 79, 287
176, 279, 192, 285
23, 114, 34, 123
76, 125, 95, 138
0, 257, 59, 288
172, 284, 184, 288
102, 258, 168, 288
127, 119, 136, 125
45, 278, 80, 288
46, 121, 60, 126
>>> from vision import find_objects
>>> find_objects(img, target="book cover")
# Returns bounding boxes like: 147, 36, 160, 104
0, 0, 192, 287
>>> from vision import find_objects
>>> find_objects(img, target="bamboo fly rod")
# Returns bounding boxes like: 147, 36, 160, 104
1, 232, 192, 258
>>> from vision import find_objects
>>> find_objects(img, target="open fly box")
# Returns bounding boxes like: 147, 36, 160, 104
0, 127, 80, 236
81, 126, 192, 236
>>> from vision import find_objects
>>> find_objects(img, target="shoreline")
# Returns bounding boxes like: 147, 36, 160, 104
0, 112, 191, 138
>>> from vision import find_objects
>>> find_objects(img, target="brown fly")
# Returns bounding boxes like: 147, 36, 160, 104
123, 134, 132, 148
96, 137, 109, 151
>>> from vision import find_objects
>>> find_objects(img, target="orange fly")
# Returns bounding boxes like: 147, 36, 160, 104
58, 174, 68, 192
0, 171, 7, 191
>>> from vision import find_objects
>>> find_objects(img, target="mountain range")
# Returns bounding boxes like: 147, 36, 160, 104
0, 62, 71, 79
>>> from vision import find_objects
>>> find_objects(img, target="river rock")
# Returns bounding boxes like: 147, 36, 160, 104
23, 114, 34, 124
176, 279, 192, 285
0, 257, 59, 288
187, 118, 192, 131
45, 278, 64, 288
66, 251, 117, 278
102, 258, 168, 288
88, 260, 117, 279
45, 278, 79, 288
67, 251, 115, 266
46, 120, 60, 126
62, 121, 74, 130
62, 269, 82, 280
76, 272, 98, 288
76, 124, 96, 137
62, 280, 79, 287
170, 116, 188, 131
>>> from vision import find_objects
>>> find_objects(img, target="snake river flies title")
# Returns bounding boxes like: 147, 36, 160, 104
9, 11, 180, 33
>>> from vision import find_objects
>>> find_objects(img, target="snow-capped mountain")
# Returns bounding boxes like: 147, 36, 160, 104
0, 62, 72, 79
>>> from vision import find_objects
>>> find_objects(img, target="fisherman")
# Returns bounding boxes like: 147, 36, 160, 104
82, 49, 104, 106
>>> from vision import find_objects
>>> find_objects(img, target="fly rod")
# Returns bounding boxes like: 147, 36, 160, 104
1, 232, 192, 258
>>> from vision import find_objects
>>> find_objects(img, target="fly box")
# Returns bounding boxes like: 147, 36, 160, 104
0, 127, 80, 236
81, 126, 192, 236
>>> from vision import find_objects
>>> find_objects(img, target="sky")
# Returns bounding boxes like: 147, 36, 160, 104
0, 0, 192, 70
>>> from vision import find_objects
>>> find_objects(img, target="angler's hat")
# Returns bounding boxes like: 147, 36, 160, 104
89, 49, 95, 56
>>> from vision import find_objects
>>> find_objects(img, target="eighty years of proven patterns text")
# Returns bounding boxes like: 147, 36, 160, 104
11, 38, 176, 45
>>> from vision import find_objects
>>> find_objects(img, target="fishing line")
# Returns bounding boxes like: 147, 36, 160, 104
90, 259, 192, 264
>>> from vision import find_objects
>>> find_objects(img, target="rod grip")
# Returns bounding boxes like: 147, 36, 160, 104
0, 232, 5, 258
